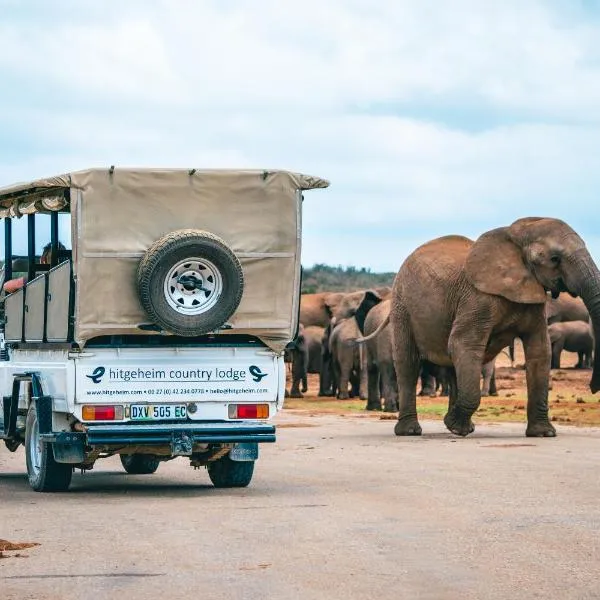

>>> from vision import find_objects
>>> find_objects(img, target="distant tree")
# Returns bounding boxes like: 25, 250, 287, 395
300, 263, 395, 294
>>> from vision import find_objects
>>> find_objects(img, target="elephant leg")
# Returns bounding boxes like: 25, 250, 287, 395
319, 354, 334, 397
445, 367, 458, 414
349, 366, 360, 398
481, 360, 497, 397
522, 318, 555, 438
358, 344, 368, 401
551, 341, 563, 370
336, 357, 351, 400
366, 358, 382, 411
488, 365, 498, 396
418, 362, 437, 397
391, 302, 422, 436
381, 361, 399, 412
436, 367, 449, 397
576, 352, 584, 369
445, 327, 485, 436
289, 377, 303, 398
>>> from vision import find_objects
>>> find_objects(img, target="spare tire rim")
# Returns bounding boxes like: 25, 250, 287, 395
164, 257, 223, 315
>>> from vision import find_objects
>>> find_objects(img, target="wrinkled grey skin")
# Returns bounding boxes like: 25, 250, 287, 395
285, 324, 326, 398
546, 292, 590, 325
548, 321, 594, 369
301, 289, 389, 396
305, 326, 325, 374
365, 303, 498, 412
434, 358, 498, 397
284, 324, 309, 398
364, 300, 398, 412
360, 218, 600, 438
328, 317, 362, 400
327, 291, 384, 400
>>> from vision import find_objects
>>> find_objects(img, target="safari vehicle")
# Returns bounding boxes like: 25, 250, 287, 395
0, 167, 328, 492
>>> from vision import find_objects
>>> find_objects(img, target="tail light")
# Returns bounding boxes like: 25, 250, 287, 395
82, 405, 124, 421
228, 404, 269, 419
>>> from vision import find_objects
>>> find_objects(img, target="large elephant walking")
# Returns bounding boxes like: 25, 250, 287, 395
359, 218, 600, 438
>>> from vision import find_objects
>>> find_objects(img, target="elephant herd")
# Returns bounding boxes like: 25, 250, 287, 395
287, 218, 600, 438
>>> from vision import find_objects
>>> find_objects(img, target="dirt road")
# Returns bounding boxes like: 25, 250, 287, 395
2, 411, 600, 600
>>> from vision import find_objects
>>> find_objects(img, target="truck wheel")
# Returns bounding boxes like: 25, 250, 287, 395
120, 454, 160, 475
137, 229, 244, 337
25, 402, 72, 492
207, 454, 255, 488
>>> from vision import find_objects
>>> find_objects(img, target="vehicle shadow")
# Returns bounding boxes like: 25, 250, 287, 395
0, 469, 276, 498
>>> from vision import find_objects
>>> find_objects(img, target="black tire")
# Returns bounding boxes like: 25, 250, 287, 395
120, 454, 160, 475
25, 403, 72, 492
137, 229, 244, 337
207, 455, 255, 488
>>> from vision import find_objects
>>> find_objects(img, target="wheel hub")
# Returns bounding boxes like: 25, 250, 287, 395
164, 258, 223, 315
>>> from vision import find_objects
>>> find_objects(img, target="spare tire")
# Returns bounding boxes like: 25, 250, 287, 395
137, 229, 244, 336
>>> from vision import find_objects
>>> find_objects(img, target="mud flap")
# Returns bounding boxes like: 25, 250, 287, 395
50, 432, 86, 464
230, 442, 258, 462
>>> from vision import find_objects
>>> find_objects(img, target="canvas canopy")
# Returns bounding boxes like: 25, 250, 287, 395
0, 168, 329, 352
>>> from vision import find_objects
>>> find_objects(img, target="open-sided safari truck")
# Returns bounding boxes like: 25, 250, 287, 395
0, 168, 328, 492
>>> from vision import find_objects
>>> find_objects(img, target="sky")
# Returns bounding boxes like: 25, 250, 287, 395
1, 0, 600, 271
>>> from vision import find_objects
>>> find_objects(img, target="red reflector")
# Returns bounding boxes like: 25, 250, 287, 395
237, 405, 259, 419
82, 405, 123, 421
95, 406, 116, 420
233, 404, 269, 419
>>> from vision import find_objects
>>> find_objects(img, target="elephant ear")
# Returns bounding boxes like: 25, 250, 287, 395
465, 227, 546, 304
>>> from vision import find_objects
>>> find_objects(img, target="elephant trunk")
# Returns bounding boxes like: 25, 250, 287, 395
565, 249, 600, 393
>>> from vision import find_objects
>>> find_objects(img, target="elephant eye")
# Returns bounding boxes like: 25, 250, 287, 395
550, 255, 561, 266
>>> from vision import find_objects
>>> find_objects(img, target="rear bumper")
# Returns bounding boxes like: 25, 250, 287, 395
40, 421, 276, 446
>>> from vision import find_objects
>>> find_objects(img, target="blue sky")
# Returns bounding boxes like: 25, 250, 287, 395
1, 0, 600, 271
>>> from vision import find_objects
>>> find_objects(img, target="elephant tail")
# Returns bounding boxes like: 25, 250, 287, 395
353, 314, 390, 344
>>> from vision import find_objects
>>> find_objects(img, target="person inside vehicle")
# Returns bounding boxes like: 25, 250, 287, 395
3, 241, 68, 294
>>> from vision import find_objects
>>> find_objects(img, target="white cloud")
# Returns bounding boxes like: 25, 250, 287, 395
2, 0, 600, 271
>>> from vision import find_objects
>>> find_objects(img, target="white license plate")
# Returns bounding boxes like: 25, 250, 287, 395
127, 404, 187, 421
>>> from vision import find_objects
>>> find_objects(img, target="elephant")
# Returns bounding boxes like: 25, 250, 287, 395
300, 288, 391, 329
366, 303, 499, 412
364, 299, 399, 412
303, 289, 389, 396
284, 324, 309, 398
546, 292, 589, 325
327, 291, 383, 400
548, 321, 594, 369
358, 217, 600, 438
284, 324, 326, 398
305, 326, 325, 374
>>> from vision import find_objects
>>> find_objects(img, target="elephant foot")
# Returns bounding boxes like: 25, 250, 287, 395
526, 421, 557, 438
289, 390, 304, 399
337, 391, 350, 400
443, 409, 475, 437
394, 415, 422, 436
365, 403, 382, 411
383, 402, 398, 413
301, 386, 308, 393
320, 390, 334, 397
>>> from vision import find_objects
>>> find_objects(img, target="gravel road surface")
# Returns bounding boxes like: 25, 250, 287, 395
1, 412, 600, 600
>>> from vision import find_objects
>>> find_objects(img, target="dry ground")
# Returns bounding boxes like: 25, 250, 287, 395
285, 341, 600, 427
